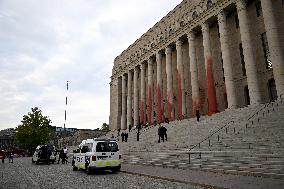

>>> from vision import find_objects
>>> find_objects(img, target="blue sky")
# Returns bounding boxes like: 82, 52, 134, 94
0, 0, 182, 130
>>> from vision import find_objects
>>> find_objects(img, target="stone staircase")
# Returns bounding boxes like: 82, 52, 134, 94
108, 98, 284, 179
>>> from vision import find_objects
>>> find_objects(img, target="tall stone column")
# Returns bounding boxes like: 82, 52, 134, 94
261, 0, 284, 97
188, 32, 200, 116
121, 74, 127, 130
236, 0, 263, 104
133, 67, 139, 127
156, 52, 163, 123
218, 10, 238, 108
140, 63, 146, 124
126, 70, 133, 129
176, 40, 186, 119
147, 58, 154, 124
166, 46, 173, 121
202, 21, 218, 115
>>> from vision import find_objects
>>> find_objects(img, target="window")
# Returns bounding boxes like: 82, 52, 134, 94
255, 2, 262, 17
96, 142, 119, 152
192, 11, 199, 19
261, 32, 272, 69
207, 0, 213, 9
81, 144, 92, 153
235, 15, 239, 29
239, 43, 246, 76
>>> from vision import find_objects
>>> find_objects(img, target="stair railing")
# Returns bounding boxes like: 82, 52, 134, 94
188, 94, 283, 164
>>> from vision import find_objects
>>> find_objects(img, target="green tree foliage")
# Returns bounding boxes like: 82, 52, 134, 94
101, 123, 110, 132
16, 107, 53, 154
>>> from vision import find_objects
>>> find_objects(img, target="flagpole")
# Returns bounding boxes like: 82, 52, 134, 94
64, 81, 69, 146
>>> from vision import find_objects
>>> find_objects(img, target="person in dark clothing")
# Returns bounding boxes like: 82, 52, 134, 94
158, 124, 167, 142
125, 133, 128, 142
58, 149, 64, 164
196, 110, 200, 122
162, 126, 167, 141
158, 124, 162, 143
121, 132, 125, 142
128, 125, 131, 133
1, 151, 5, 163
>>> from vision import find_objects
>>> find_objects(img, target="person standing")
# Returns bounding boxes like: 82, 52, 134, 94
8, 152, 13, 163
196, 110, 200, 122
1, 151, 5, 163
125, 133, 128, 142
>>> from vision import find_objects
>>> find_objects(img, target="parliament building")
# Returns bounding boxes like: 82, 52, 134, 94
110, 0, 284, 130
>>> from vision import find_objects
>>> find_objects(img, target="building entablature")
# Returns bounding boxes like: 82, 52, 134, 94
111, 0, 238, 80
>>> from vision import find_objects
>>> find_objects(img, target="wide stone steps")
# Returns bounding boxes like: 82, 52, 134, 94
111, 98, 284, 178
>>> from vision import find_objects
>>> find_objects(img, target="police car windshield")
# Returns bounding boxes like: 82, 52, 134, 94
96, 142, 118, 152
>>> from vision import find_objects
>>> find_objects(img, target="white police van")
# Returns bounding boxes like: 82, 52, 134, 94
72, 138, 121, 174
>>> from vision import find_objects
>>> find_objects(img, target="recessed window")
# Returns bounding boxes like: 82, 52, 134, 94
255, 2, 262, 17
207, 0, 213, 9
261, 32, 272, 69
239, 43, 246, 76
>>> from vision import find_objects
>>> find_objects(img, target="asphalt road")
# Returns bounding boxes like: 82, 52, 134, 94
0, 157, 202, 189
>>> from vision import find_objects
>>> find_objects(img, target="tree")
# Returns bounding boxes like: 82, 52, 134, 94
101, 123, 110, 132
15, 107, 53, 155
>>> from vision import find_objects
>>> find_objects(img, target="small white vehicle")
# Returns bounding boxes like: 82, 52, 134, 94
72, 138, 121, 174
32, 145, 56, 164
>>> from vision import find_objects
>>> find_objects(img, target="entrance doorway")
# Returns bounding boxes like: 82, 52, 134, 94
244, 86, 250, 106
268, 78, 277, 101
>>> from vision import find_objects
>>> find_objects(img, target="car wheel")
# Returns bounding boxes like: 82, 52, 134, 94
32, 158, 35, 163
36, 160, 39, 165
73, 165, 78, 171
111, 167, 120, 173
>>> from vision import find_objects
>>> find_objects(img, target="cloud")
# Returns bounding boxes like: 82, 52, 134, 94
0, 0, 182, 130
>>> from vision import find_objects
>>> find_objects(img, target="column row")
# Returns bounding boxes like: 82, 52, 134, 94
117, 0, 284, 130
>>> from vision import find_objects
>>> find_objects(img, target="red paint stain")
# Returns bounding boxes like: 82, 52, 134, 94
140, 101, 144, 124
177, 70, 183, 120
157, 84, 162, 123
147, 85, 152, 125
167, 94, 172, 121
206, 57, 218, 115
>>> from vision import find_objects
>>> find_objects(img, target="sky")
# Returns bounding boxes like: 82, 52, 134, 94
0, 0, 182, 130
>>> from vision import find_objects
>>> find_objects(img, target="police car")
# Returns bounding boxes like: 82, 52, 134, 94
72, 138, 121, 174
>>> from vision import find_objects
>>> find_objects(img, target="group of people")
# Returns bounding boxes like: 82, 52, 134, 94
1, 152, 14, 163
55, 147, 69, 164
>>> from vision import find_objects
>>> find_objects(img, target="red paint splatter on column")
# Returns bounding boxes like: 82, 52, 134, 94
206, 57, 218, 115
157, 84, 162, 123
177, 70, 183, 120
147, 85, 152, 125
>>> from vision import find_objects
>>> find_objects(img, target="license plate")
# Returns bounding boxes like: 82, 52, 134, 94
97, 156, 107, 160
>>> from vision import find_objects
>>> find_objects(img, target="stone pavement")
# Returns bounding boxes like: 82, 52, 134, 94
121, 163, 284, 189
0, 157, 202, 189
